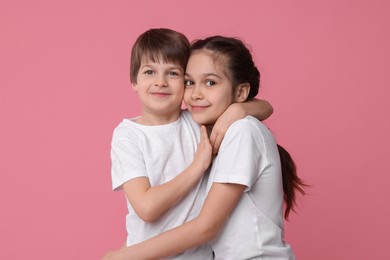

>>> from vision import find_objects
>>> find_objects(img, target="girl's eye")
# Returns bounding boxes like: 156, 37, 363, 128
184, 80, 194, 87
205, 80, 216, 87
144, 70, 154, 75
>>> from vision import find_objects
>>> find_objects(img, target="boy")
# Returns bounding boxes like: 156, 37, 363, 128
107, 28, 272, 259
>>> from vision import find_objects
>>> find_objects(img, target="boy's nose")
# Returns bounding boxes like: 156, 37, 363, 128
154, 75, 168, 87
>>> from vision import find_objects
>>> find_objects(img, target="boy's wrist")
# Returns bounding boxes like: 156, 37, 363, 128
189, 161, 207, 175
230, 103, 246, 118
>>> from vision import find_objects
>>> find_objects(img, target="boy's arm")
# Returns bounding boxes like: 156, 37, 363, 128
123, 125, 212, 222
102, 182, 245, 260
210, 98, 273, 153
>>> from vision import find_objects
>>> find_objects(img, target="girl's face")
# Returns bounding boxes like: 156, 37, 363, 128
184, 50, 235, 125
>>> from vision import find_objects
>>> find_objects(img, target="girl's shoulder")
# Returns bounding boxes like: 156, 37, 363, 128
224, 116, 274, 143
228, 116, 266, 133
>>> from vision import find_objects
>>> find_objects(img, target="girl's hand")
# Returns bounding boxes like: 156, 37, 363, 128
192, 125, 213, 172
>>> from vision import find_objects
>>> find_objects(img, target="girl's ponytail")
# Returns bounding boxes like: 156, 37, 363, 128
277, 144, 307, 220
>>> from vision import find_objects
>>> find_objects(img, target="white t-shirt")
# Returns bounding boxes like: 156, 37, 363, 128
111, 110, 212, 259
207, 116, 295, 260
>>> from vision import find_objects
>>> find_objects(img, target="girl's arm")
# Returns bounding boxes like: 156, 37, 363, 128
123, 125, 212, 222
101, 182, 245, 260
210, 98, 272, 153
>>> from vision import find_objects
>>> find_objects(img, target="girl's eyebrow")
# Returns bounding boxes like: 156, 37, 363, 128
185, 72, 222, 79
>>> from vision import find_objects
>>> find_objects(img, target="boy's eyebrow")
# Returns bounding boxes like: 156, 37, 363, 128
140, 64, 183, 70
168, 65, 183, 70
140, 64, 152, 69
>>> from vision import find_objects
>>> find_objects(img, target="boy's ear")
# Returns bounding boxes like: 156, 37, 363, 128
235, 83, 250, 103
131, 82, 138, 91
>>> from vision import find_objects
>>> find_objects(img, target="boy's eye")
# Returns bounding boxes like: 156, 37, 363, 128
184, 80, 194, 87
205, 80, 216, 87
168, 71, 180, 77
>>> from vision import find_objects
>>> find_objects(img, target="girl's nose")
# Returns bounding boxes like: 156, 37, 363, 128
191, 85, 203, 100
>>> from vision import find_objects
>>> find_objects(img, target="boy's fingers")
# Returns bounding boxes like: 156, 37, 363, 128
212, 134, 222, 154
209, 128, 217, 146
200, 125, 208, 141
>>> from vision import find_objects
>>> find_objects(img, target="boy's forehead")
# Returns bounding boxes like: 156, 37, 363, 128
141, 49, 179, 62
141, 57, 182, 67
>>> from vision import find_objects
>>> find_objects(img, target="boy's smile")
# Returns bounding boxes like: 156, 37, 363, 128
150, 91, 171, 98
133, 60, 185, 125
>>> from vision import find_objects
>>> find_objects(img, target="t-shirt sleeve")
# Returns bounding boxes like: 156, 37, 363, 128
110, 124, 147, 191
212, 118, 267, 191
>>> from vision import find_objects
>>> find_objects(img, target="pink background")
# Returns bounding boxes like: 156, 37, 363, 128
1, 0, 389, 259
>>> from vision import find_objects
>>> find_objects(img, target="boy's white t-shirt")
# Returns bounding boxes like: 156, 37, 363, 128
207, 116, 296, 260
111, 110, 212, 259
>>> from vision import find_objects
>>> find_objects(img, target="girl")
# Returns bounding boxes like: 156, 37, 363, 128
103, 36, 306, 260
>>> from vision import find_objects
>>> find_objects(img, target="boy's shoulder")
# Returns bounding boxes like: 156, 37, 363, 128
180, 108, 191, 118
180, 109, 199, 127
115, 118, 136, 129
112, 118, 140, 138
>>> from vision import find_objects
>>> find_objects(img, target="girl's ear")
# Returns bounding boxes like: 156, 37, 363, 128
235, 83, 250, 103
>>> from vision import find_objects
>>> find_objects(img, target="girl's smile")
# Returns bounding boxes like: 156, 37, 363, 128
188, 105, 210, 112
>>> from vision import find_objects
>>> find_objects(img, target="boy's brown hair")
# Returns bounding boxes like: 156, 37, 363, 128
130, 28, 191, 84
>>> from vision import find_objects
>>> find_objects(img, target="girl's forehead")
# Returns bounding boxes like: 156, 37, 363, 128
188, 50, 229, 77
190, 49, 215, 62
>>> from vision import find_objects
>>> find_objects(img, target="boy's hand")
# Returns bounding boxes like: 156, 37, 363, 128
101, 250, 120, 260
101, 246, 133, 260
192, 125, 213, 172
210, 103, 245, 154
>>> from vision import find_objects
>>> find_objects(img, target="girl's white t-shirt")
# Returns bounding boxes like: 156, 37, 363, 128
207, 116, 296, 260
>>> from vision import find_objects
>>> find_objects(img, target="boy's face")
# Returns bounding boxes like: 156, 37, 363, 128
184, 50, 235, 125
132, 59, 185, 124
